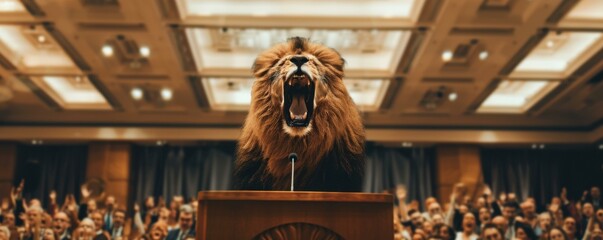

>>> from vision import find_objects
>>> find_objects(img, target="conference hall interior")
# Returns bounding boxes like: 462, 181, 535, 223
0, 0, 602, 239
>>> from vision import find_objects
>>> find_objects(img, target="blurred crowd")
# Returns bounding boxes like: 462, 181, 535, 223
391, 184, 602, 240
0, 179, 600, 240
0, 181, 196, 240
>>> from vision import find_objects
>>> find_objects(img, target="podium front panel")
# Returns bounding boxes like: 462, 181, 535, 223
197, 191, 393, 240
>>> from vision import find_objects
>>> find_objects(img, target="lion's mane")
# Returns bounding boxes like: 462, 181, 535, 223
234, 37, 365, 191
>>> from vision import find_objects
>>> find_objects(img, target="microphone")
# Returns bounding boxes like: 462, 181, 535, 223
288, 153, 298, 191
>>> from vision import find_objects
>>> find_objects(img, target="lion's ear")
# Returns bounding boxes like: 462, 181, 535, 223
252, 56, 277, 79
252, 47, 286, 79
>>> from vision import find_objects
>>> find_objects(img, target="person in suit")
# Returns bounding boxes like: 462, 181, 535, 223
165, 205, 195, 240
52, 212, 71, 240
89, 212, 110, 240
109, 209, 126, 240
102, 196, 116, 232
587, 187, 601, 209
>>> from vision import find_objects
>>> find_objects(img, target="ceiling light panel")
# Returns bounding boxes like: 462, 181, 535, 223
202, 77, 253, 111
0, 25, 79, 73
511, 32, 603, 78
201, 77, 389, 111
31, 76, 111, 110
176, 0, 425, 22
0, 0, 26, 13
187, 28, 410, 75
561, 0, 603, 27
477, 80, 560, 114
345, 79, 390, 111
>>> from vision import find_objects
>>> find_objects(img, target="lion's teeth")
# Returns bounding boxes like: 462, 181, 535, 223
302, 112, 307, 119
290, 111, 295, 119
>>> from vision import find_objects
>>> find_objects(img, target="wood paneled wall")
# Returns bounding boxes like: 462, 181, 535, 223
436, 145, 484, 203
87, 143, 131, 208
0, 143, 17, 200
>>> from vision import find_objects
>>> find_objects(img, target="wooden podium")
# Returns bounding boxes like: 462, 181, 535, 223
196, 191, 393, 240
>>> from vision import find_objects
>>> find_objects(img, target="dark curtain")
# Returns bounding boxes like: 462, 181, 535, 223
481, 148, 603, 207
13, 145, 88, 207
130, 143, 236, 204
363, 145, 436, 208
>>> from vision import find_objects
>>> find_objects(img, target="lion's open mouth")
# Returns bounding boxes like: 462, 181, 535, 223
283, 72, 314, 127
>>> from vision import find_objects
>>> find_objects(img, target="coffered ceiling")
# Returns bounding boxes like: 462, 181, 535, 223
0, 0, 602, 143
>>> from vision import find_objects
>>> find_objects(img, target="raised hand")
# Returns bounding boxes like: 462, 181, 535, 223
1, 197, 8, 210
452, 183, 466, 200
49, 190, 57, 204
11, 179, 25, 200
17, 179, 24, 192
81, 184, 92, 200
396, 185, 407, 201
560, 187, 568, 202
483, 185, 492, 196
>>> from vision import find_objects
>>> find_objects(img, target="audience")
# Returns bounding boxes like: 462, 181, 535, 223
0, 181, 200, 240
0, 179, 600, 240
392, 183, 602, 240
165, 205, 194, 240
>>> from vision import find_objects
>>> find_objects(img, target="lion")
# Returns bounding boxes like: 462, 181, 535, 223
234, 37, 365, 192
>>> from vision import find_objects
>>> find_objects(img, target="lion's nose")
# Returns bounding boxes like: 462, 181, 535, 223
290, 56, 308, 68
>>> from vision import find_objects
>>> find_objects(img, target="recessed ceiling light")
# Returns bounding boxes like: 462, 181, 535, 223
160, 88, 173, 101
546, 40, 554, 48
101, 44, 114, 57
401, 142, 413, 147
130, 87, 144, 100
441, 50, 453, 62
37, 35, 46, 43
448, 92, 458, 102
479, 50, 489, 60
139, 46, 150, 57
599, 144, 603, 150
156, 140, 166, 146
539, 144, 545, 149
531, 144, 537, 149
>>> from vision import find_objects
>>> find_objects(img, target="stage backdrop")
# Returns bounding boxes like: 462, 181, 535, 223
130, 143, 436, 207
130, 143, 236, 203
13, 144, 88, 207
363, 145, 436, 208
481, 148, 603, 208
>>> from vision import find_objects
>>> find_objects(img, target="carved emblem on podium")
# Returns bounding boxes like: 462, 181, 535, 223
253, 222, 343, 240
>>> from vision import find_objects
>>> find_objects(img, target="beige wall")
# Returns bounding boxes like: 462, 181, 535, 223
0, 143, 17, 200
87, 143, 131, 208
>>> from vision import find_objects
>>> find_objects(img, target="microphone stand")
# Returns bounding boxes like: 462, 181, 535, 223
289, 153, 297, 191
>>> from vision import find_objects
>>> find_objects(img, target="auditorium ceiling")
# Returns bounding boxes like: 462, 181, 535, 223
0, 0, 602, 143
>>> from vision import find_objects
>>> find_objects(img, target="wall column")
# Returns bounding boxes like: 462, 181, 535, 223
436, 145, 484, 202
87, 143, 131, 208
0, 143, 17, 200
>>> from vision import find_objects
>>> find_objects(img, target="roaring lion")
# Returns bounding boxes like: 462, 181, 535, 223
234, 37, 365, 192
